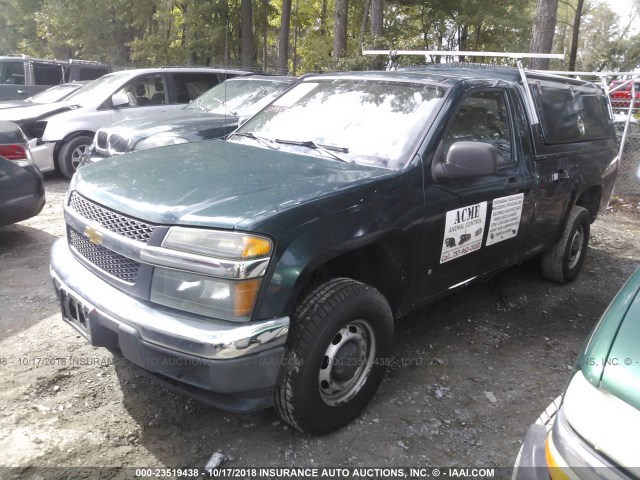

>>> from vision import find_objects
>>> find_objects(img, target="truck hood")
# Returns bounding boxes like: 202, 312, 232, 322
109, 110, 237, 144
73, 139, 389, 230
0, 101, 75, 122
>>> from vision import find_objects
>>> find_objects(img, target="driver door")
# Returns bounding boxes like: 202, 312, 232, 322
419, 87, 535, 298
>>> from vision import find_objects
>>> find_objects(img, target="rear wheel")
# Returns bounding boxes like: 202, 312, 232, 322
275, 278, 393, 435
58, 135, 93, 179
541, 206, 590, 284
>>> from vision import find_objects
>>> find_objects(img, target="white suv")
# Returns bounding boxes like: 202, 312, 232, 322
0, 67, 248, 177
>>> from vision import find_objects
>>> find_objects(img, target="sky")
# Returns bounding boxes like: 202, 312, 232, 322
600, 0, 640, 34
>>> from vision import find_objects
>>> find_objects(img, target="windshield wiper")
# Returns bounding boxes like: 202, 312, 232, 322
231, 132, 279, 150
274, 139, 350, 163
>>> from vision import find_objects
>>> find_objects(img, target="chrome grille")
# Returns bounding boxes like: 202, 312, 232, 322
96, 131, 107, 149
69, 192, 155, 243
109, 134, 128, 153
69, 229, 140, 283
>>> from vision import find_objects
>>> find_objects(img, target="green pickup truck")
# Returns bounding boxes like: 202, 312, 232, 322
50, 66, 618, 434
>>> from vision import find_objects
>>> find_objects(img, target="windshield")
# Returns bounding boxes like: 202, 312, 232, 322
229, 78, 446, 170
64, 72, 133, 106
184, 78, 293, 116
28, 84, 81, 104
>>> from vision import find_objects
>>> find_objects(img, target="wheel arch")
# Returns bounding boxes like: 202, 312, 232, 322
54, 130, 95, 166
283, 234, 407, 320
574, 185, 602, 223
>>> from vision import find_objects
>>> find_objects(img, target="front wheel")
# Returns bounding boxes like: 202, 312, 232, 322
541, 206, 590, 284
58, 135, 93, 179
275, 278, 393, 435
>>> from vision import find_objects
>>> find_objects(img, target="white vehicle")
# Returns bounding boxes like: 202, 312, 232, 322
0, 67, 248, 177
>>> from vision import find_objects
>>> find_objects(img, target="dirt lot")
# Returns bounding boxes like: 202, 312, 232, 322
1, 174, 639, 476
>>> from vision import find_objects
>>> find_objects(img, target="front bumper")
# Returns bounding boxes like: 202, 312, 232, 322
50, 237, 289, 412
513, 396, 561, 480
29, 140, 55, 173
514, 394, 635, 480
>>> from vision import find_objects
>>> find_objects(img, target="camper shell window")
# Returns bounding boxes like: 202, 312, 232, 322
530, 80, 611, 144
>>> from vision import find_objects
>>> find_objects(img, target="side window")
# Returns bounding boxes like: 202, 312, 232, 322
172, 73, 219, 103
114, 74, 165, 108
533, 82, 610, 143
0, 61, 25, 85
33, 62, 64, 85
443, 91, 513, 166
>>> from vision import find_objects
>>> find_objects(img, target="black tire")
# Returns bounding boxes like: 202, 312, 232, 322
58, 135, 93, 179
275, 278, 393, 435
541, 206, 590, 284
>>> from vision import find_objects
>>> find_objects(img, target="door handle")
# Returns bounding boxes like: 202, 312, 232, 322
552, 170, 569, 182
505, 176, 525, 189
17, 90, 27, 94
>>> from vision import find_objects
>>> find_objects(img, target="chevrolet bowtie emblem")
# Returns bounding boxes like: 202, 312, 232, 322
83, 225, 103, 245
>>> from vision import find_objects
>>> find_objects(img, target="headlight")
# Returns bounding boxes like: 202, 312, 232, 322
134, 134, 189, 151
150, 228, 273, 321
151, 268, 261, 321
163, 227, 272, 259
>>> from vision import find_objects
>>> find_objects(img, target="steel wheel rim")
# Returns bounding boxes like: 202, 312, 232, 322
318, 319, 376, 406
71, 144, 88, 169
568, 225, 584, 269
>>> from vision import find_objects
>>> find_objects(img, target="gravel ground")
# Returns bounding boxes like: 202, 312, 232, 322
0, 174, 638, 477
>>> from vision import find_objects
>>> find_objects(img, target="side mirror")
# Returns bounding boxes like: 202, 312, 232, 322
111, 92, 130, 107
433, 141, 498, 181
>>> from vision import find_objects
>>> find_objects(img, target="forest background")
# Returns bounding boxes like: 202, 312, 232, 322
0, 0, 639, 74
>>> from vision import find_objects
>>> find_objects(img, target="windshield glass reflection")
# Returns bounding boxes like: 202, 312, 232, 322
184, 79, 293, 116
230, 78, 446, 170
64, 72, 133, 106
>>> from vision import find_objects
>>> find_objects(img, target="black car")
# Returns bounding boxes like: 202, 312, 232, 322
83, 75, 297, 164
0, 120, 45, 227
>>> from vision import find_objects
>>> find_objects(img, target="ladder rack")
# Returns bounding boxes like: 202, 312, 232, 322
362, 50, 564, 125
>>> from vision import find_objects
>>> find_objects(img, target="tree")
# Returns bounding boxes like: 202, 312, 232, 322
278, 0, 292, 73
0, 0, 45, 56
1, 0, 636, 75
333, 0, 349, 59
359, 0, 371, 49
369, 0, 383, 68
568, 0, 585, 71
371, 0, 383, 40
240, 0, 255, 68
530, 0, 559, 69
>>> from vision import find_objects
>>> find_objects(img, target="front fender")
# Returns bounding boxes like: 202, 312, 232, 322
251, 170, 425, 320
41, 110, 110, 142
